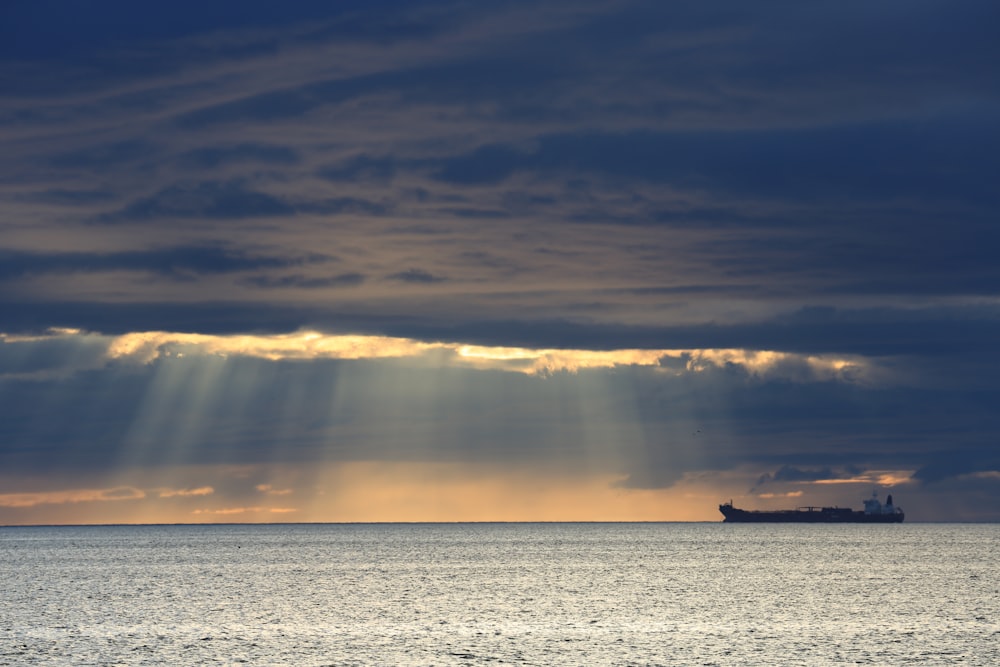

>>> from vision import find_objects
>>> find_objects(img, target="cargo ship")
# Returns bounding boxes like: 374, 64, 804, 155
719, 492, 904, 523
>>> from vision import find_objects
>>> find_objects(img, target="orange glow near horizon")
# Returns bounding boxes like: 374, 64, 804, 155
0, 462, 933, 525
0, 463, 735, 525
308, 462, 719, 522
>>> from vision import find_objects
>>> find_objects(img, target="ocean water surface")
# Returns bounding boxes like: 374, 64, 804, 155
1, 523, 997, 665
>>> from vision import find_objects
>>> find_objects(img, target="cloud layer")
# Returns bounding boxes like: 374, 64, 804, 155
1, 0, 998, 521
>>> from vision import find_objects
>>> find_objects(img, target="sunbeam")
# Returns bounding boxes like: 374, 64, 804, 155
0, 325, 988, 523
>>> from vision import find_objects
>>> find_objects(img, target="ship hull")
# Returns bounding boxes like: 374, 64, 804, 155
720, 505, 904, 523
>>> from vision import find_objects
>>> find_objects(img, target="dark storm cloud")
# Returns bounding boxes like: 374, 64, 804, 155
0, 246, 323, 281
21, 189, 117, 206
317, 155, 397, 183
95, 181, 296, 222
386, 269, 447, 284
609, 365, 1000, 490
90, 184, 390, 225
433, 145, 526, 185
913, 451, 1000, 485
243, 273, 366, 289
431, 122, 1000, 206
752, 465, 866, 490
0, 301, 308, 337
5, 1, 993, 91
176, 144, 300, 169
171, 53, 569, 130
691, 219, 1000, 298
169, 64, 446, 130
47, 140, 159, 172
297, 197, 393, 217
435, 207, 510, 220
0, 3, 445, 104
0, 0, 419, 60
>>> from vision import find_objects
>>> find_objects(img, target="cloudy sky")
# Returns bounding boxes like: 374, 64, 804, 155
1, 0, 998, 523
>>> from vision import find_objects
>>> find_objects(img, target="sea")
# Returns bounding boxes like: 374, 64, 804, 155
0, 523, 996, 666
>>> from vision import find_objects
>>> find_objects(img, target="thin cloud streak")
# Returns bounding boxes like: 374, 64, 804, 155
0, 486, 146, 508
158, 486, 214, 498
6, 327, 878, 380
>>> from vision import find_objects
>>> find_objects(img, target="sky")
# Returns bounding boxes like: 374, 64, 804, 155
1, 0, 998, 524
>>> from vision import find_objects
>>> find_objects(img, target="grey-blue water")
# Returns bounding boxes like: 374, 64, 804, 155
1, 523, 996, 665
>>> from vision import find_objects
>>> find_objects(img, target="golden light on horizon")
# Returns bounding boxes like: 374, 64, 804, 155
0, 461, 927, 525
296, 462, 728, 522
0, 462, 740, 524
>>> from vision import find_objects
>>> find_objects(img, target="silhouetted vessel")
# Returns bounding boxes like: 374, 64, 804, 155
719, 492, 904, 523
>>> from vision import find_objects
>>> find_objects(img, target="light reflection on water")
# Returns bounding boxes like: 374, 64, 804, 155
1, 523, 997, 665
